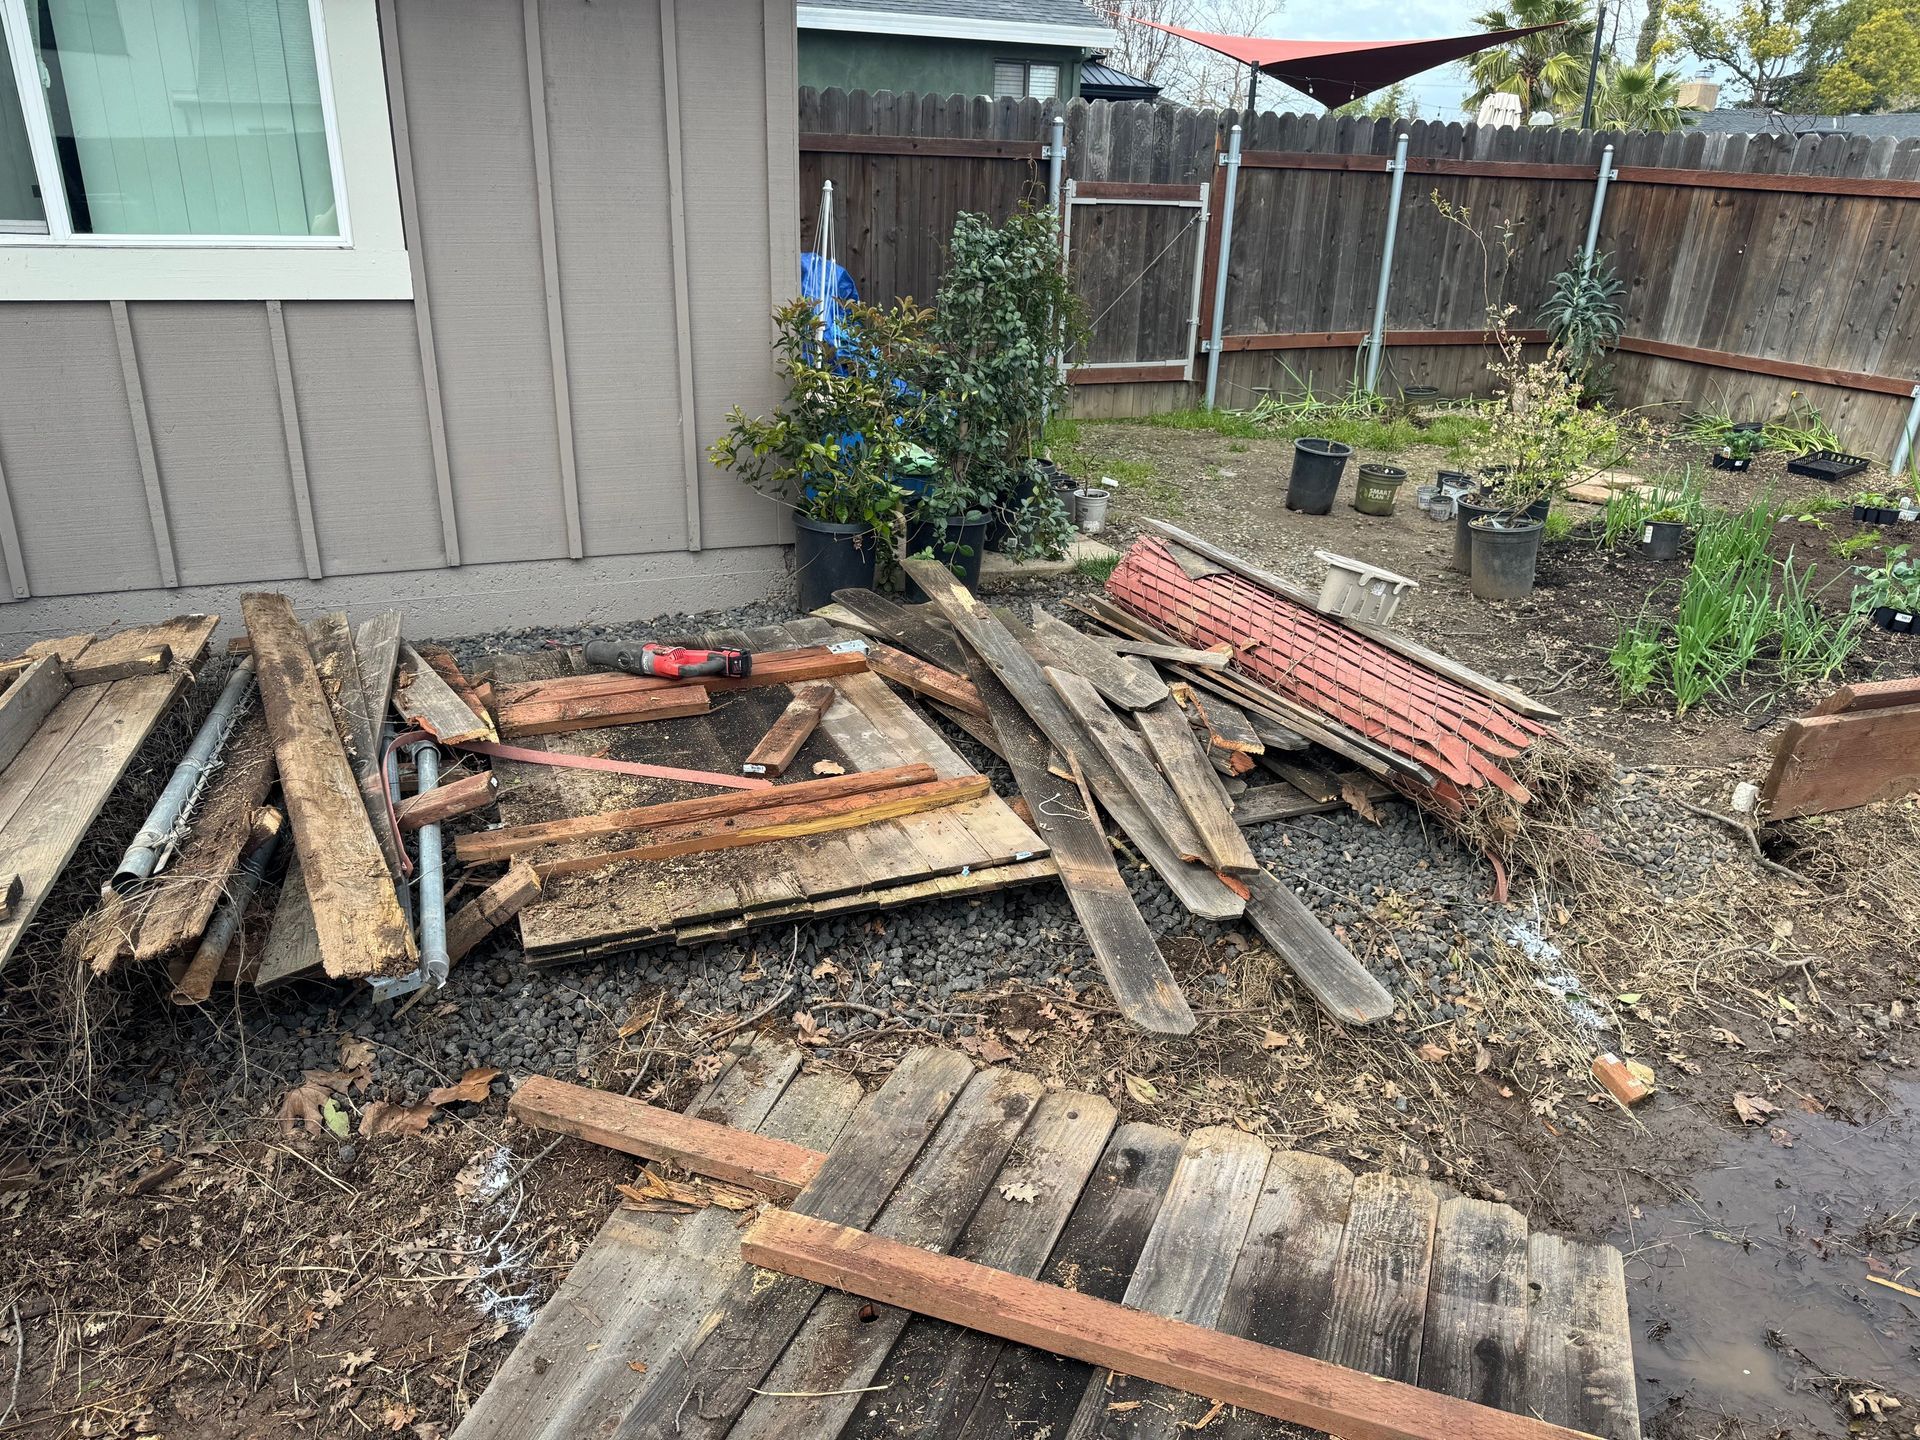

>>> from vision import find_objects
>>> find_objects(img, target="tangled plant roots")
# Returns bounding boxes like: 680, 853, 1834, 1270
1437, 740, 1616, 893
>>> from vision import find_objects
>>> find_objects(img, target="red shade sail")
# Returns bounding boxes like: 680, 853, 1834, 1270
1137, 19, 1565, 108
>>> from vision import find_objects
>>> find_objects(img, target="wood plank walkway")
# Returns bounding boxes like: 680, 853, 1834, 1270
459, 1039, 1640, 1440
487, 620, 1052, 963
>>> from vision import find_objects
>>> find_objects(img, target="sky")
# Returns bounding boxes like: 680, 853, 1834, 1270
1264, 0, 1504, 120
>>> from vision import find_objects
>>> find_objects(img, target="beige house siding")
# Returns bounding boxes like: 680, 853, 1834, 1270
0, 0, 799, 645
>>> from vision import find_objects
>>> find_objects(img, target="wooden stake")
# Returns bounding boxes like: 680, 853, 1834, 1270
395, 770, 499, 830
742, 683, 837, 776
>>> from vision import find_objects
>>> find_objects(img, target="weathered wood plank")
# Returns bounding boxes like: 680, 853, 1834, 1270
395, 642, 498, 744
829, 587, 970, 671
494, 684, 712, 740
242, 595, 415, 979
0, 656, 69, 773
1323, 1173, 1442, 1384
1029, 608, 1168, 710
445, 860, 540, 967
1522, 1235, 1641, 1439
1759, 702, 1920, 819
868, 641, 989, 718
66, 645, 171, 686
1420, 1196, 1531, 1412
395, 770, 497, 830
252, 855, 322, 990
1132, 698, 1258, 874
742, 682, 836, 776
1242, 868, 1394, 1024
1048, 666, 1213, 867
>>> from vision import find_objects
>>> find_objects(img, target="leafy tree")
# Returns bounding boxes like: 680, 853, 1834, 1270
1579, 59, 1699, 127
1634, 0, 1667, 62
1334, 82, 1421, 119
1466, 0, 1599, 116
1802, 0, 1920, 110
1665, 0, 1835, 107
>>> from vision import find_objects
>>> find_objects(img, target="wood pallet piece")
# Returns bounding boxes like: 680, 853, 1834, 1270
395, 641, 497, 744
1241, 868, 1395, 1025
1027, 607, 1168, 710
453, 1037, 862, 1440
1001, 610, 1244, 924
825, 589, 971, 671
0, 656, 70, 773
475, 1047, 1640, 1440
1759, 696, 1920, 820
494, 683, 712, 739
0, 616, 219, 972
252, 854, 321, 989
899, 562, 1198, 1035
866, 641, 988, 718
67, 644, 172, 686
742, 682, 837, 776
1132, 697, 1259, 874
243, 595, 415, 980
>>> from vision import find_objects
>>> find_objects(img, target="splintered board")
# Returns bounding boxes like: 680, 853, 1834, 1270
490, 621, 1050, 962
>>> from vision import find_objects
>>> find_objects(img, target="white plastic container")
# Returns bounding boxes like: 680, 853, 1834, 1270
1312, 549, 1420, 626
1074, 488, 1110, 534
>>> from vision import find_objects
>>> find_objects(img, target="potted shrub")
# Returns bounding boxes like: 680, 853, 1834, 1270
1854, 544, 1920, 633
709, 297, 933, 612
927, 209, 1085, 563
1712, 427, 1763, 471
1641, 506, 1690, 560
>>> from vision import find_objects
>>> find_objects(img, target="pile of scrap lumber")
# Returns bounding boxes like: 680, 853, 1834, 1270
0, 617, 217, 973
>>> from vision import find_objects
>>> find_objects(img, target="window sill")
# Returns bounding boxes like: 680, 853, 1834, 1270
0, 241, 414, 302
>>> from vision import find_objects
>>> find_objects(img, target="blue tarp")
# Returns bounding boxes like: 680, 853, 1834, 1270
800, 251, 860, 355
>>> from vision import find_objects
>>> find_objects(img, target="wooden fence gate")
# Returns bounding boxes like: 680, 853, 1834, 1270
1062, 180, 1213, 385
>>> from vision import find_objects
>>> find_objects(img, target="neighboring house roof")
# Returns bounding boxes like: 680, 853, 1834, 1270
1080, 59, 1161, 100
1689, 109, 1920, 140
795, 0, 1116, 51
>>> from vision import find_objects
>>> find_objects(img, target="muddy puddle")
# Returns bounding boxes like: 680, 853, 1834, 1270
1617, 1077, 1920, 1435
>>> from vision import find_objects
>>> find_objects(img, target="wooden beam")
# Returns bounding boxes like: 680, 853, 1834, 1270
509, 1075, 824, 1198
242, 593, 416, 979
904, 556, 1201, 1036
492, 646, 867, 709
1759, 701, 1920, 820
1105, 637, 1233, 669
1217, 328, 1551, 353
396, 770, 498, 830
1808, 675, 1920, 716
742, 683, 837, 777
865, 642, 987, 719
66, 645, 171, 686
533, 775, 992, 880
1614, 163, 1920, 200
396, 642, 498, 744
453, 763, 938, 863
1028, 608, 1168, 710
1612, 334, 1914, 399
742, 1210, 1596, 1440
446, 860, 542, 965
0, 656, 69, 773
1068, 363, 1191, 385
799, 131, 1043, 160
495, 684, 712, 739
1072, 179, 1205, 201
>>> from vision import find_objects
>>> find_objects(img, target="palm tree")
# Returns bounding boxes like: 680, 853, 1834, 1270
1583, 60, 1697, 129
1465, 0, 1597, 117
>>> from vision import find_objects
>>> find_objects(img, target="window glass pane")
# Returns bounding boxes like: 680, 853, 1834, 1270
992, 61, 1025, 99
0, 59, 46, 228
1027, 63, 1059, 99
29, 0, 337, 237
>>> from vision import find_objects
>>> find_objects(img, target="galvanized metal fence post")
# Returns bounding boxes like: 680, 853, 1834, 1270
410, 740, 450, 986
1203, 124, 1243, 411
1047, 113, 1065, 211
1583, 144, 1617, 273
1362, 132, 1410, 395
1891, 385, 1920, 477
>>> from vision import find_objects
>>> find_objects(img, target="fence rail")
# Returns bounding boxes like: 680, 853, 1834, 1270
797, 88, 1920, 457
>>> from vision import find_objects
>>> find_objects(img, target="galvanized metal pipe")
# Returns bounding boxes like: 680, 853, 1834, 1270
1203, 124, 1243, 412
175, 814, 282, 1000
1582, 145, 1616, 275
1891, 385, 1920, 476
110, 655, 257, 892
410, 739, 450, 986
1362, 133, 1411, 395
1046, 113, 1065, 211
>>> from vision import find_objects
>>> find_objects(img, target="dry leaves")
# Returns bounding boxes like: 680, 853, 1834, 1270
956, 1033, 1014, 1064
1123, 1074, 1159, 1105
1731, 1092, 1778, 1125
426, 1067, 502, 1106
999, 1181, 1039, 1205
360, 1102, 436, 1138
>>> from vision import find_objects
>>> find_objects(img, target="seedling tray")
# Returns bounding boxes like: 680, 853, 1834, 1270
1787, 449, 1869, 482
1869, 605, 1918, 634
1711, 451, 1752, 471
1854, 503, 1906, 525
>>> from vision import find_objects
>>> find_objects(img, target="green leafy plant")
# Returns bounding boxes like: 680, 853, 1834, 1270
1600, 471, 1704, 549
1466, 334, 1634, 514
1762, 396, 1842, 454
1645, 506, 1689, 525
1073, 552, 1121, 585
1682, 404, 1738, 449
1853, 543, 1920, 614
708, 297, 936, 560
1718, 427, 1765, 461
1852, 488, 1891, 507
1543, 509, 1578, 542
1788, 493, 1848, 518
1836, 529, 1883, 560
1538, 251, 1625, 388
1608, 615, 1663, 702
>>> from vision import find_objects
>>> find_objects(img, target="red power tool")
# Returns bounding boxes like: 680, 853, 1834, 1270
582, 639, 753, 679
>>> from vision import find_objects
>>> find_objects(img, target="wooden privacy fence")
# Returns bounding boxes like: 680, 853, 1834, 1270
798, 88, 1920, 460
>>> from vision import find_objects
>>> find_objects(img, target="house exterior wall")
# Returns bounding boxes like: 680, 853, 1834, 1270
797, 31, 1082, 100
0, 0, 800, 647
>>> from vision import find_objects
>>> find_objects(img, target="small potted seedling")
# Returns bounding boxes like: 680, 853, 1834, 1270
1712, 428, 1763, 471
1853, 544, 1920, 633
1852, 489, 1912, 525
1640, 506, 1690, 561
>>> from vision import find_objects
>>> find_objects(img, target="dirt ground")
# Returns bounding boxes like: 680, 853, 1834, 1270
2, 417, 1916, 1439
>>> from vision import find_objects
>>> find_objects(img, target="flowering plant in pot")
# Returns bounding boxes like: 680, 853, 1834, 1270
709, 297, 936, 610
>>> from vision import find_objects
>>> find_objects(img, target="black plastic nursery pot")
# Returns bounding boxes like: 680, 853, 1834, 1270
1642, 519, 1687, 560
1286, 438, 1353, 515
1711, 450, 1753, 472
792, 514, 877, 613
1451, 495, 1501, 573
1869, 605, 1918, 634
1853, 503, 1904, 525
1400, 384, 1441, 405
1468, 516, 1546, 601
985, 469, 1040, 552
903, 512, 989, 601
1353, 463, 1408, 517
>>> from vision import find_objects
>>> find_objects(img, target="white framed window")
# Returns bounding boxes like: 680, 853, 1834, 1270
0, 0, 409, 300
993, 59, 1061, 100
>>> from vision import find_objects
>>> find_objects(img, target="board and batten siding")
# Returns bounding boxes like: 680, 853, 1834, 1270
0, 0, 799, 644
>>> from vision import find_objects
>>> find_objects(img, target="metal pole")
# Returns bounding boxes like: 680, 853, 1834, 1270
1363, 132, 1410, 395
109, 655, 257, 892
177, 816, 282, 996
1046, 113, 1065, 210
1247, 61, 1260, 116
1579, 0, 1607, 132
1582, 144, 1616, 274
410, 739, 450, 986
1203, 126, 1244, 411
1890, 385, 1920, 476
